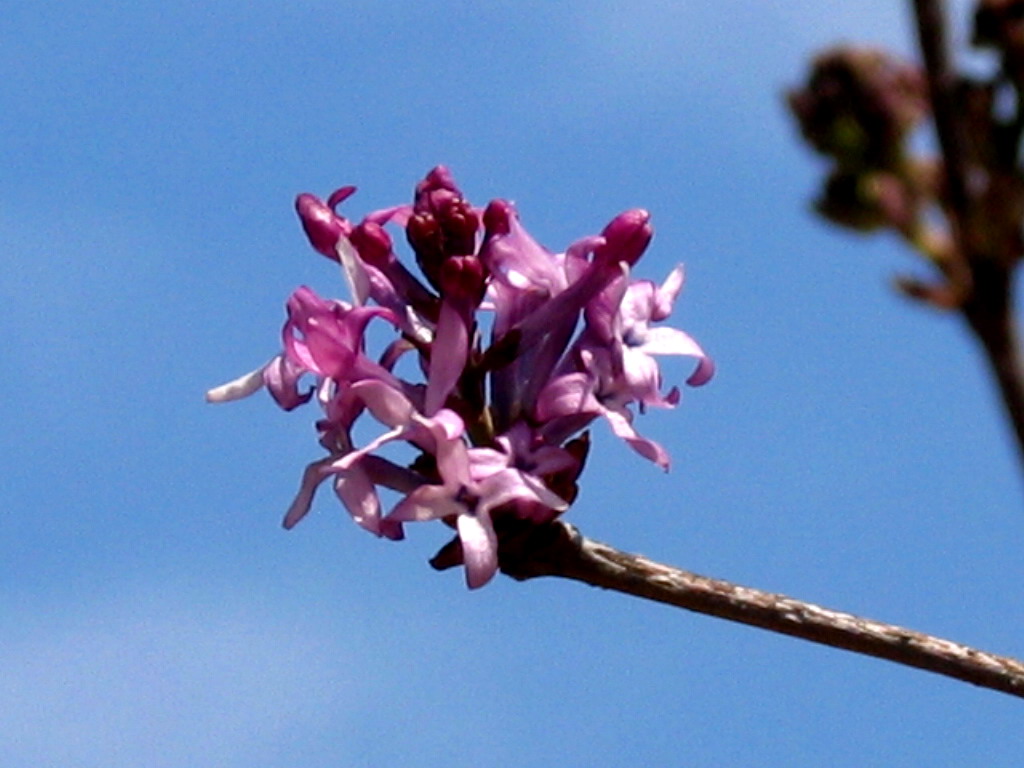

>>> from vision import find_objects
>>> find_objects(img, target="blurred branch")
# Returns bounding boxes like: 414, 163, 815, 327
912, 0, 970, 212
963, 263, 1024, 465
500, 523, 1024, 700
911, 0, 1024, 471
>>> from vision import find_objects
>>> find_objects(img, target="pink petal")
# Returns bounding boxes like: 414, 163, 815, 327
457, 512, 499, 589
332, 425, 404, 472
685, 354, 715, 387
336, 235, 371, 306
617, 279, 656, 329
283, 459, 331, 529
425, 301, 468, 415
350, 379, 415, 428
466, 447, 510, 482
634, 328, 715, 387
534, 373, 599, 422
478, 469, 568, 514
638, 327, 705, 357
602, 407, 670, 470
653, 265, 685, 321
621, 347, 663, 403
433, 432, 473, 488
334, 467, 385, 536
389, 485, 463, 522
263, 355, 314, 411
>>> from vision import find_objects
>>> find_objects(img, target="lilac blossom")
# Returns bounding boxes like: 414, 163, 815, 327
208, 166, 713, 588
387, 425, 570, 588
575, 265, 714, 410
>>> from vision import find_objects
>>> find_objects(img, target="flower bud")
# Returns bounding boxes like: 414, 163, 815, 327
414, 165, 460, 205
482, 199, 514, 238
594, 209, 652, 268
350, 221, 394, 271
407, 167, 481, 290
295, 193, 350, 261
406, 211, 445, 289
439, 255, 488, 307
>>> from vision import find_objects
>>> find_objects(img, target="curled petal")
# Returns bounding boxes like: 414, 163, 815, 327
283, 287, 398, 381
206, 356, 313, 411
602, 407, 670, 470
263, 355, 314, 410
365, 204, 413, 228
326, 185, 357, 209
283, 459, 331, 529
205, 367, 265, 403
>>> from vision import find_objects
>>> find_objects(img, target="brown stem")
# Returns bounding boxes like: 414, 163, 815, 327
912, 1, 1024, 469
964, 263, 1024, 469
911, 0, 969, 214
500, 523, 1024, 700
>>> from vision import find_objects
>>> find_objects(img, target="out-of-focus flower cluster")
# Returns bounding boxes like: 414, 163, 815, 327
208, 167, 712, 588
789, 17, 1024, 308
788, 47, 932, 237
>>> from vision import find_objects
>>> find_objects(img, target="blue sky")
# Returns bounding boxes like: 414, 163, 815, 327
4, 1, 1024, 765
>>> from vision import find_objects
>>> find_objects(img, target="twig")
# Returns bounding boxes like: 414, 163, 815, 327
964, 263, 1024, 469
911, 0, 970, 213
911, 0, 1024, 471
500, 523, 1024, 700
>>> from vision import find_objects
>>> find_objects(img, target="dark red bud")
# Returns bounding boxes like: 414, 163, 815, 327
439, 197, 480, 256
414, 166, 461, 209
407, 212, 445, 290
295, 193, 350, 261
424, 187, 459, 213
439, 255, 487, 306
595, 209, 653, 267
349, 221, 394, 270
482, 199, 514, 237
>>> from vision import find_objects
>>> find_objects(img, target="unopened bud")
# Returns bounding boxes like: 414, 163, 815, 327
482, 199, 514, 238
439, 255, 488, 307
295, 193, 349, 261
350, 221, 394, 271
594, 209, 652, 267
407, 211, 445, 290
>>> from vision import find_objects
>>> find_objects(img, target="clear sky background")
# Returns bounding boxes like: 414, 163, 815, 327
4, 1, 1023, 765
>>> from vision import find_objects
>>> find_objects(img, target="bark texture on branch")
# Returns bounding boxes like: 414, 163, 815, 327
499, 523, 1024, 700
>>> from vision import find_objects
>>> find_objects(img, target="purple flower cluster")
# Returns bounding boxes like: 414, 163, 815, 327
208, 167, 713, 588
